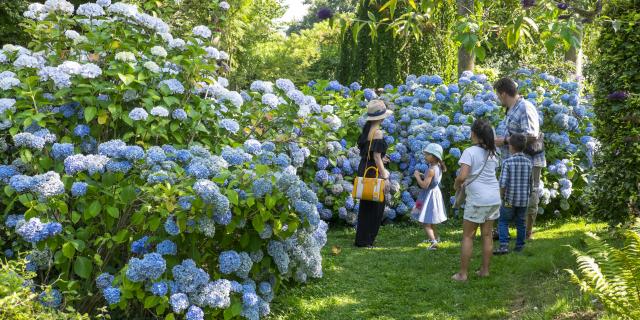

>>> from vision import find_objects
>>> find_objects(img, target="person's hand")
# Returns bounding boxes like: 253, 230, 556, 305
382, 155, 390, 164
413, 170, 421, 179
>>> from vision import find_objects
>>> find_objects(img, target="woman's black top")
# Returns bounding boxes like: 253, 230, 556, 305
357, 134, 388, 177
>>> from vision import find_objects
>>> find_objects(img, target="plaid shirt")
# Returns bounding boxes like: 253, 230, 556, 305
502, 98, 547, 167
500, 152, 533, 207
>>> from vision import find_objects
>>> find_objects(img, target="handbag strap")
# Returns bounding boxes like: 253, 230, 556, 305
464, 151, 490, 187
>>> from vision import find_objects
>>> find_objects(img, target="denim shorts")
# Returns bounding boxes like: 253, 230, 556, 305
464, 204, 500, 224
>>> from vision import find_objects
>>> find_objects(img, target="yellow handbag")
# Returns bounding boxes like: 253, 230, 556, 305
352, 136, 386, 202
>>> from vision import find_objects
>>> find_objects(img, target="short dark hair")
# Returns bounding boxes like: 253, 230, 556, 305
509, 133, 527, 152
493, 77, 518, 97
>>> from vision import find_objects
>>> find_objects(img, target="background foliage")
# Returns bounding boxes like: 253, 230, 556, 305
585, 0, 640, 226
337, 0, 458, 87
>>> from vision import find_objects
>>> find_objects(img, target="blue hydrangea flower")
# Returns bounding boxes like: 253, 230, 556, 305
186, 305, 204, 320
73, 125, 91, 137
131, 236, 150, 254
243, 139, 262, 155
156, 239, 177, 256
172, 259, 210, 293
71, 181, 88, 197
158, 79, 185, 94
96, 273, 114, 290
178, 196, 195, 210
172, 108, 188, 120
103, 287, 121, 305
129, 108, 149, 121
252, 178, 272, 198
151, 281, 168, 296
170, 293, 189, 313
52, 143, 74, 161
164, 216, 180, 236
219, 118, 240, 134
125, 253, 166, 282
39, 289, 62, 308
219, 250, 241, 274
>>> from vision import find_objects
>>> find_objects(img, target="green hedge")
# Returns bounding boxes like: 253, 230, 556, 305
0, 1, 30, 46
586, 0, 640, 225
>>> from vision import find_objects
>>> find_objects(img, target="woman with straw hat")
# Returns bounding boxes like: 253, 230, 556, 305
354, 99, 392, 248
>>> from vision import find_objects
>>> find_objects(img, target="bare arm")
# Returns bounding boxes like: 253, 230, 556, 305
372, 130, 388, 179
373, 152, 387, 178
454, 164, 471, 190
414, 168, 434, 189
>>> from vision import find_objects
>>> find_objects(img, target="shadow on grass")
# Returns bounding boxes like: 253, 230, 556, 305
271, 218, 606, 320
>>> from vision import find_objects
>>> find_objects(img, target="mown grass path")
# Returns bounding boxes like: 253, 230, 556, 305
272, 218, 608, 320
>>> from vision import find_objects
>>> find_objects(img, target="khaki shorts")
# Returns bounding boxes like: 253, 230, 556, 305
464, 205, 500, 224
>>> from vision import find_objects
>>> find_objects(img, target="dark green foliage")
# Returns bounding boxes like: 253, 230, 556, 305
337, 0, 457, 87
585, 0, 640, 225
0, 0, 30, 46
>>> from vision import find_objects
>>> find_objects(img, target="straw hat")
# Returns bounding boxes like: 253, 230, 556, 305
423, 143, 443, 161
366, 99, 393, 121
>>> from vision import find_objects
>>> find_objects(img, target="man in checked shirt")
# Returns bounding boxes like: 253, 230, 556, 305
494, 77, 546, 241
494, 133, 532, 255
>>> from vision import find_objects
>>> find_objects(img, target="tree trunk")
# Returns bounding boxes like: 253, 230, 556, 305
564, 32, 584, 80
456, 0, 475, 76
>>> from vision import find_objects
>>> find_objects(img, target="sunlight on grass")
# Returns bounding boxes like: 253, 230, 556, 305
272, 218, 608, 319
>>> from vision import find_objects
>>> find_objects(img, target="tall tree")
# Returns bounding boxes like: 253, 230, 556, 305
456, 0, 475, 75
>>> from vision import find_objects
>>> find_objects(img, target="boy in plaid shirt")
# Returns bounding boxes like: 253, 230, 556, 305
494, 133, 532, 254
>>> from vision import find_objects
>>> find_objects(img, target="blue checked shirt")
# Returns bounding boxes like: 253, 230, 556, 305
500, 152, 533, 207
502, 98, 546, 167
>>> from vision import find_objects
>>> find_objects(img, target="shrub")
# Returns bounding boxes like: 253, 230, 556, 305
305, 69, 595, 223
0, 1, 330, 319
0, 259, 90, 319
585, 0, 640, 225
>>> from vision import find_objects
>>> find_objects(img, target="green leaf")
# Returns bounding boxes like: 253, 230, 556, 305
120, 186, 136, 202
254, 165, 269, 176
144, 296, 159, 308
266, 195, 277, 209
73, 256, 93, 279
113, 230, 129, 244
71, 211, 81, 224
84, 107, 97, 122
106, 206, 119, 218
118, 73, 135, 85
223, 302, 242, 319
252, 215, 265, 233
71, 239, 86, 252
85, 201, 101, 220
163, 96, 180, 107
62, 242, 76, 259
56, 201, 68, 214
227, 190, 239, 206
165, 314, 175, 320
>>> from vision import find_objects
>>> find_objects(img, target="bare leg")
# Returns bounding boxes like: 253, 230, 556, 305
423, 224, 437, 242
478, 220, 494, 277
453, 219, 479, 281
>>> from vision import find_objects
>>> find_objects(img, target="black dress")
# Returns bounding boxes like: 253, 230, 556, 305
355, 134, 388, 247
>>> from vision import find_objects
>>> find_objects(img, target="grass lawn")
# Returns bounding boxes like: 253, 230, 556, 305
271, 217, 610, 320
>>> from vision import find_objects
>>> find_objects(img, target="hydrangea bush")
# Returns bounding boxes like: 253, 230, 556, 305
302, 70, 595, 223
0, 1, 330, 319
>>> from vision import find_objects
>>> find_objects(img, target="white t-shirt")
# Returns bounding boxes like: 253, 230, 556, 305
458, 146, 501, 207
